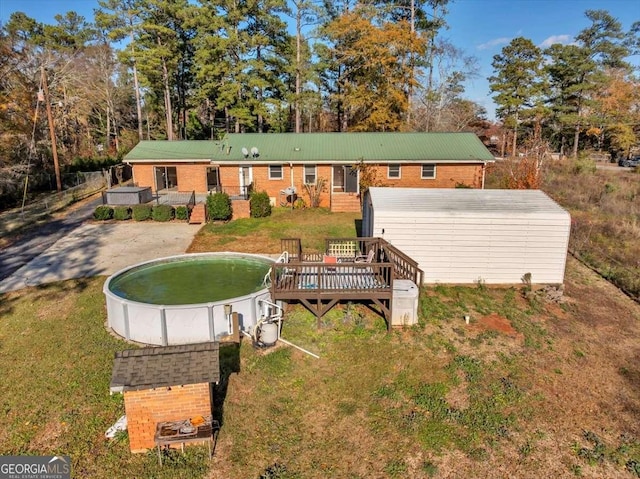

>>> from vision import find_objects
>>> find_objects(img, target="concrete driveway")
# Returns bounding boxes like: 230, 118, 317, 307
0, 221, 201, 293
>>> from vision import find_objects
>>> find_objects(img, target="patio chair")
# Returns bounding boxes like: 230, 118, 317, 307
355, 249, 375, 263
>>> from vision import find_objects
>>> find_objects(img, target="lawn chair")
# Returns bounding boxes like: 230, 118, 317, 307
355, 249, 375, 263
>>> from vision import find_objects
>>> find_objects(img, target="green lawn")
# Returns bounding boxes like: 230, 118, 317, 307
188, 207, 360, 253
0, 278, 211, 478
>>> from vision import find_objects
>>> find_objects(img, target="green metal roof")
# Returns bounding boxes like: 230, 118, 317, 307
124, 140, 217, 161
125, 133, 494, 163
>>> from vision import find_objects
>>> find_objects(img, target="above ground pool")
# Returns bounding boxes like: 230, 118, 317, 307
104, 253, 275, 346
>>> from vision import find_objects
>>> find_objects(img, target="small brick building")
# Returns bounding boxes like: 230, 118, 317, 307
124, 132, 495, 213
110, 342, 220, 453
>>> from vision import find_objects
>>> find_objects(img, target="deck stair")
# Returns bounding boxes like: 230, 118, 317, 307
189, 203, 206, 224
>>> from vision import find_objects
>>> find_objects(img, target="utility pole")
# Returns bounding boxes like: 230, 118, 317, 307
41, 66, 62, 193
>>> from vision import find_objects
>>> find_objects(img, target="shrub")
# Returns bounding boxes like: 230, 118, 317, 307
93, 205, 113, 221
250, 191, 272, 218
175, 205, 189, 221
113, 206, 131, 220
573, 154, 597, 174
151, 204, 174, 222
131, 204, 152, 221
206, 192, 232, 221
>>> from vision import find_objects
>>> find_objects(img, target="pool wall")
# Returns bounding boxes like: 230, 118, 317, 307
104, 253, 275, 346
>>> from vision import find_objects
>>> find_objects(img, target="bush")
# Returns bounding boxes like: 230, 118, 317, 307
131, 204, 152, 221
113, 206, 131, 220
175, 205, 189, 221
573, 154, 597, 174
93, 205, 113, 221
250, 191, 272, 218
151, 204, 175, 222
206, 192, 232, 221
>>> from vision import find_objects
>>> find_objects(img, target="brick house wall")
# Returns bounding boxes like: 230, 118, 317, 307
251, 164, 333, 208
132, 163, 209, 193
131, 162, 483, 208
376, 163, 483, 189
132, 165, 156, 192
124, 382, 212, 452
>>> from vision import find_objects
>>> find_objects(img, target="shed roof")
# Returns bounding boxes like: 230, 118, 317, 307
124, 132, 494, 163
366, 188, 569, 219
110, 342, 220, 393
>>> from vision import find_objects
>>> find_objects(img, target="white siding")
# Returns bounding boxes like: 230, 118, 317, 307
366, 188, 571, 284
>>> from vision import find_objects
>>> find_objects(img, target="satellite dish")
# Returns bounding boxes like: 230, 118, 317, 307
241, 147, 249, 157
251, 146, 259, 158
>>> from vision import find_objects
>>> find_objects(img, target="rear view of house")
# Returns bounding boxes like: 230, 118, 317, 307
124, 132, 495, 212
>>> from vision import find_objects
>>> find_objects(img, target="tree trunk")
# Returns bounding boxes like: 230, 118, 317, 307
295, 7, 302, 133
130, 30, 143, 141
573, 124, 580, 159
257, 46, 264, 132
158, 36, 174, 141
511, 111, 518, 157
407, 0, 415, 126
106, 105, 111, 151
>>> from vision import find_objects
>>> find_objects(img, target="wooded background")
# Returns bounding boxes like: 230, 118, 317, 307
0, 1, 638, 207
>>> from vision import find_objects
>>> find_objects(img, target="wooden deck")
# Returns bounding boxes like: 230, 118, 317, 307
270, 238, 422, 329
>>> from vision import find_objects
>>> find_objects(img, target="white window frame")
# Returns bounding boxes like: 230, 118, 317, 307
421, 163, 436, 179
303, 164, 317, 185
268, 164, 283, 180
388, 164, 401, 179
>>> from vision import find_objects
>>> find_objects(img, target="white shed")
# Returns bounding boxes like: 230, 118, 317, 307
362, 188, 571, 285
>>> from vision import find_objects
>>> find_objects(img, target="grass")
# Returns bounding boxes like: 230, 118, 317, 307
187, 207, 360, 254
0, 278, 211, 478
0, 275, 543, 478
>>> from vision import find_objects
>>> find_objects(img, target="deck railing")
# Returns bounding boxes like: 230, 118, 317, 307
221, 185, 252, 200
272, 236, 422, 327
321, 237, 422, 285
270, 261, 393, 296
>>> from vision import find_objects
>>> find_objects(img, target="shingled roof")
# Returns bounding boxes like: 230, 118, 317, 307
110, 342, 220, 393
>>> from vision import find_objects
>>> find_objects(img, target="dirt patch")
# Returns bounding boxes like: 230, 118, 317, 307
470, 312, 523, 340
28, 419, 67, 452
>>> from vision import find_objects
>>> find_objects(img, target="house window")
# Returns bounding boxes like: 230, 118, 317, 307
269, 165, 283, 180
388, 165, 401, 179
421, 164, 436, 179
304, 165, 317, 184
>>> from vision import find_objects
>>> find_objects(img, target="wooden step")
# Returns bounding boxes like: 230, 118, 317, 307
331, 194, 361, 213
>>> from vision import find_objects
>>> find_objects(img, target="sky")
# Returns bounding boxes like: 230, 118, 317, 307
1, 0, 639, 120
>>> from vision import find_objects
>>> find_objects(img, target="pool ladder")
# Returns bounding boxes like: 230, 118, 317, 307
262, 251, 289, 288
